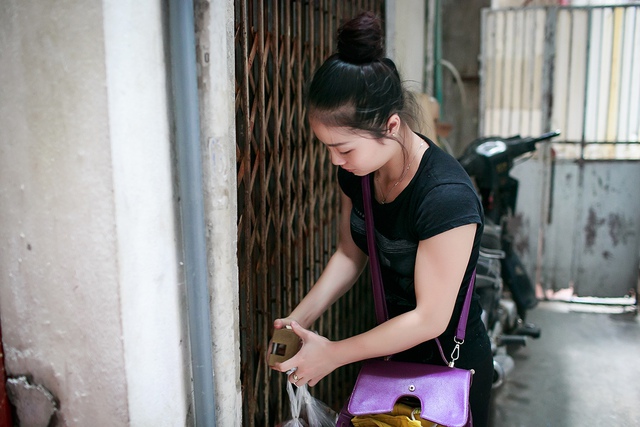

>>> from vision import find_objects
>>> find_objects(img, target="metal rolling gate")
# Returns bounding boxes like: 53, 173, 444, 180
234, 1, 384, 425
480, 5, 640, 298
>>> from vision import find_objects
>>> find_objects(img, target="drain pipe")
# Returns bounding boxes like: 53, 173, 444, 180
168, 0, 217, 426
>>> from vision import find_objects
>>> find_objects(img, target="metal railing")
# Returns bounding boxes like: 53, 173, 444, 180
481, 5, 640, 160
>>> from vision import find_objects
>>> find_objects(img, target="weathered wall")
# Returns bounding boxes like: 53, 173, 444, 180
441, 0, 491, 156
386, 0, 427, 93
195, 0, 242, 425
479, 5, 640, 298
0, 0, 188, 425
510, 159, 640, 298
386, 0, 443, 141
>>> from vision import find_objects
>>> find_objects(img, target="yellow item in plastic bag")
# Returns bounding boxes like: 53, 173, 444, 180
351, 413, 421, 427
351, 403, 437, 427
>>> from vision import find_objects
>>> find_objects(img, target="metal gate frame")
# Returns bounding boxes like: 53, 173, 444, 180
480, 5, 640, 298
234, 1, 384, 425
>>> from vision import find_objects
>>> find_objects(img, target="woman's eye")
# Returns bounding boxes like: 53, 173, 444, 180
339, 150, 352, 155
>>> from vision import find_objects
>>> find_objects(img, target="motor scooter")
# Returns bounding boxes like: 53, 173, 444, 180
458, 130, 560, 387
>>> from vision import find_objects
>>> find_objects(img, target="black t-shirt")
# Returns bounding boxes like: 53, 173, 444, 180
338, 134, 487, 364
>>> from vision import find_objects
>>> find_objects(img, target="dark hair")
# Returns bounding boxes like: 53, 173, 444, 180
307, 12, 417, 139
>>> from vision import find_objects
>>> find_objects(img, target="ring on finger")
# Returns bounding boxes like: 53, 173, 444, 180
285, 367, 298, 376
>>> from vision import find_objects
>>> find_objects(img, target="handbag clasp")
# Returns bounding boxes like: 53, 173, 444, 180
448, 338, 464, 367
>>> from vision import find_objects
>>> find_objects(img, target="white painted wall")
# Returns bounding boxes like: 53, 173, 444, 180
386, 0, 427, 92
0, 1, 189, 425
103, 0, 190, 425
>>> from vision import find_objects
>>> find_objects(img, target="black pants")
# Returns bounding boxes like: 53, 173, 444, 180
465, 346, 493, 427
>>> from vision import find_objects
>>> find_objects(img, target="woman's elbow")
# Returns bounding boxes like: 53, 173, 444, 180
336, 243, 367, 269
428, 317, 448, 338
414, 309, 449, 340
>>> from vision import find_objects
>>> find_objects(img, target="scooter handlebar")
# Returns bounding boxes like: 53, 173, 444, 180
458, 130, 561, 178
506, 130, 561, 159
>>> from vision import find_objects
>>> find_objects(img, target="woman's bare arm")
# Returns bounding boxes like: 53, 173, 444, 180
276, 223, 477, 386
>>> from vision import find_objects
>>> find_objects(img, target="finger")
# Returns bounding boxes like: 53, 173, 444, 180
281, 356, 301, 375
272, 361, 286, 373
273, 318, 286, 329
289, 321, 310, 340
274, 357, 298, 374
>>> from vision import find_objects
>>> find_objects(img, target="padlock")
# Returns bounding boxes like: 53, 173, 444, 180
268, 327, 301, 367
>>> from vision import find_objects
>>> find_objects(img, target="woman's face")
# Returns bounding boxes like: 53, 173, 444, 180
310, 119, 396, 176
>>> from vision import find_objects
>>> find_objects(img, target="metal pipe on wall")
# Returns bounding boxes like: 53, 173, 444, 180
434, 0, 443, 104
168, 0, 217, 425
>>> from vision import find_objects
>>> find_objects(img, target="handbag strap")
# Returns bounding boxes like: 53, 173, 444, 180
362, 174, 476, 343
362, 174, 389, 324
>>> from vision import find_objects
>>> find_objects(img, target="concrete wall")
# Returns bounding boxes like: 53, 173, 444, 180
194, 1, 242, 425
386, 0, 427, 93
386, 0, 442, 141
387, 0, 492, 156
440, 0, 491, 156
478, 5, 640, 298
513, 160, 640, 298
0, 1, 189, 425
492, 0, 634, 6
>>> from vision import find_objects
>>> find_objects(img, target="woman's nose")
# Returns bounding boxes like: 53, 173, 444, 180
330, 150, 345, 166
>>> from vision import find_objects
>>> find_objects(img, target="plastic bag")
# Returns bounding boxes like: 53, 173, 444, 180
281, 381, 337, 427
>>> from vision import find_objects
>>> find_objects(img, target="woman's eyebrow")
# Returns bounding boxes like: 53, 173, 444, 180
325, 141, 350, 147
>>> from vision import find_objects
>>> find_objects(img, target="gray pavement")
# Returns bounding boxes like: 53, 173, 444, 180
488, 301, 640, 426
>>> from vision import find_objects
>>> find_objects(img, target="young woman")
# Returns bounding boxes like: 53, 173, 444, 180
272, 12, 493, 426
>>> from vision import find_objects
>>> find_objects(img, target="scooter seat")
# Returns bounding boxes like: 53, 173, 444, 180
481, 232, 502, 251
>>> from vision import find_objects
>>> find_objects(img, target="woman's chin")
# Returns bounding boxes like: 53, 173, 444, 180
341, 167, 365, 176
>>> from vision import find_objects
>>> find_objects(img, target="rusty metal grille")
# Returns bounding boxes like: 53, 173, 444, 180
234, 1, 384, 425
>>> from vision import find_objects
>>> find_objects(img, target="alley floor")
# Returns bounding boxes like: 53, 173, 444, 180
488, 300, 640, 426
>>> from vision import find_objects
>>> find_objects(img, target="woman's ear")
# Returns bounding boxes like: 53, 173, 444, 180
386, 114, 401, 137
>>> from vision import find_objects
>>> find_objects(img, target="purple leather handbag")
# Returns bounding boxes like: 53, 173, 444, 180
336, 175, 475, 427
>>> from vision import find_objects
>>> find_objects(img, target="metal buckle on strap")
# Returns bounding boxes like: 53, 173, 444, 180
448, 337, 464, 367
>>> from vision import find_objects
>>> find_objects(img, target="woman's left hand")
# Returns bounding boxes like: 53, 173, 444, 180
273, 321, 337, 387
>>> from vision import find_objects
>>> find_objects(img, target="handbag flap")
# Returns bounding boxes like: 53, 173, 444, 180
347, 359, 472, 427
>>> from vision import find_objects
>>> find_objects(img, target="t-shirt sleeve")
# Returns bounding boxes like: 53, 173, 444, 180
415, 183, 482, 240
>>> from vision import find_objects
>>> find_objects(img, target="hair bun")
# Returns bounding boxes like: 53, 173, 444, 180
337, 12, 384, 64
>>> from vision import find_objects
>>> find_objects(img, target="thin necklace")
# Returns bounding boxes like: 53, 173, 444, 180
376, 140, 425, 204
